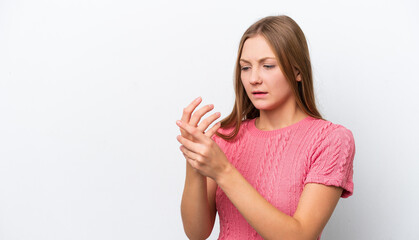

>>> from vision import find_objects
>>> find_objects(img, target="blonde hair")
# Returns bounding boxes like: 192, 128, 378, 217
216, 15, 323, 141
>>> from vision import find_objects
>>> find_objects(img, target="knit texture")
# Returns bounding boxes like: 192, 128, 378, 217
211, 116, 355, 240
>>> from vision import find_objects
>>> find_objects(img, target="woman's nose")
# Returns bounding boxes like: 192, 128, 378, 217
249, 69, 262, 84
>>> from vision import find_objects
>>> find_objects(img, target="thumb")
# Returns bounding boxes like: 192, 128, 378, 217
205, 122, 221, 138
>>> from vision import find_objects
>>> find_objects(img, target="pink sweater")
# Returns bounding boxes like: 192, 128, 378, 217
211, 116, 355, 240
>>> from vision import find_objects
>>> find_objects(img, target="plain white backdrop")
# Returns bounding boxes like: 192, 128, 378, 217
0, 0, 418, 239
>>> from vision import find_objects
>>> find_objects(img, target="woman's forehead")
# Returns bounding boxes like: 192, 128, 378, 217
241, 35, 276, 60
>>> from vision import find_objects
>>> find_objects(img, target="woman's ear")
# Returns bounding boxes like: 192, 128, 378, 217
294, 67, 302, 82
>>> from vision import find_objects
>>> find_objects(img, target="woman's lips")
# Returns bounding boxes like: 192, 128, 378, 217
252, 92, 267, 98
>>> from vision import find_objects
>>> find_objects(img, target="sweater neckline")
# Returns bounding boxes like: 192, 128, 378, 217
247, 116, 315, 137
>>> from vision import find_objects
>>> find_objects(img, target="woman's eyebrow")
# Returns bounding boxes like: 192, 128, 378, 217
239, 57, 276, 63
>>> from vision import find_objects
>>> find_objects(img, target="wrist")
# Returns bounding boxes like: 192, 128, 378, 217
215, 162, 234, 186
186, 161, 205, 179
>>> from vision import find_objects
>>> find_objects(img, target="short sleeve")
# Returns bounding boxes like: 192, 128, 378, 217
304, 126, 356, 198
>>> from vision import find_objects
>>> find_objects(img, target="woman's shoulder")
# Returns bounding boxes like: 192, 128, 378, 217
314, 117, 353, 134
306, 117, 355, 149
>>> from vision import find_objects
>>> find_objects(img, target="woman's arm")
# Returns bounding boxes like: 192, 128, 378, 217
178, 97, 221, 239
216, 165, 343, 240
180, 162, 217, 240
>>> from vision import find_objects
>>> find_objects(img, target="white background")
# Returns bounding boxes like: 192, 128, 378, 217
1, 0, 418, 239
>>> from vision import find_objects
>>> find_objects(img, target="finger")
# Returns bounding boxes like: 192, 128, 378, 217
182, 152, 198, 171
205, 122, 222, 138
197, 111, 221, 133
176, 134, 203, 153
182, 151, 199, 170
181, 97, 202, 124
180, 145, 202, 163
176, 121, 207, 143
186, 155, 199, 171
189, 104, 214, 127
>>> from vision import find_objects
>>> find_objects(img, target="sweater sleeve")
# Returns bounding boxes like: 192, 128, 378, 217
304, 126, 356, 198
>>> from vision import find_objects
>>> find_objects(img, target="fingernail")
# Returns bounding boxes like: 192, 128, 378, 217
195, 96, 201, 101
176, 120, 182, 125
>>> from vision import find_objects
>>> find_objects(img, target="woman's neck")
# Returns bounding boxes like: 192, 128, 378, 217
255, 105, 308, 131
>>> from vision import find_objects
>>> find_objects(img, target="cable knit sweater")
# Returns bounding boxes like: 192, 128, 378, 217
211, 116, 356, 240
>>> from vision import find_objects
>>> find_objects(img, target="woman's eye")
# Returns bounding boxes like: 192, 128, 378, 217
264, 65, 275, 69
241, 67, 250, 71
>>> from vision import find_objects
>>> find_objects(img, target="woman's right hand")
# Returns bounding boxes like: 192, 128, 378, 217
179, 96, 221, 163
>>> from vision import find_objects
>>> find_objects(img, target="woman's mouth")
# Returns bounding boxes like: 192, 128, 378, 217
252, 92, 268, 98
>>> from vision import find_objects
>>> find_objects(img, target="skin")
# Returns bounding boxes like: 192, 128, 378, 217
177, 35, 344, 240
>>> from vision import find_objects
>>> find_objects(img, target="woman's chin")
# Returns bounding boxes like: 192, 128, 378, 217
252, 104, 276, 111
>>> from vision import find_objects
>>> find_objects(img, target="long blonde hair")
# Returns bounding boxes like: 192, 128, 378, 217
215, 15, 324, 141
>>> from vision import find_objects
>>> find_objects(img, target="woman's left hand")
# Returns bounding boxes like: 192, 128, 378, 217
176, 120, 231, 181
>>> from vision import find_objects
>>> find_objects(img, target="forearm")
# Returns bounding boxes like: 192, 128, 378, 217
216, 164, 304, 240
181, 162, 214, 240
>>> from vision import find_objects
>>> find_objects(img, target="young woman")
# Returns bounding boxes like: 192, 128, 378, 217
176, 15, 355, 240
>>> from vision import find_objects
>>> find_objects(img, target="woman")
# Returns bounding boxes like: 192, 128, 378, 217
176, 15, 355, 240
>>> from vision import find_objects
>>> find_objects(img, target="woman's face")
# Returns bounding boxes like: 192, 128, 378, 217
240, 35, 297, 111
